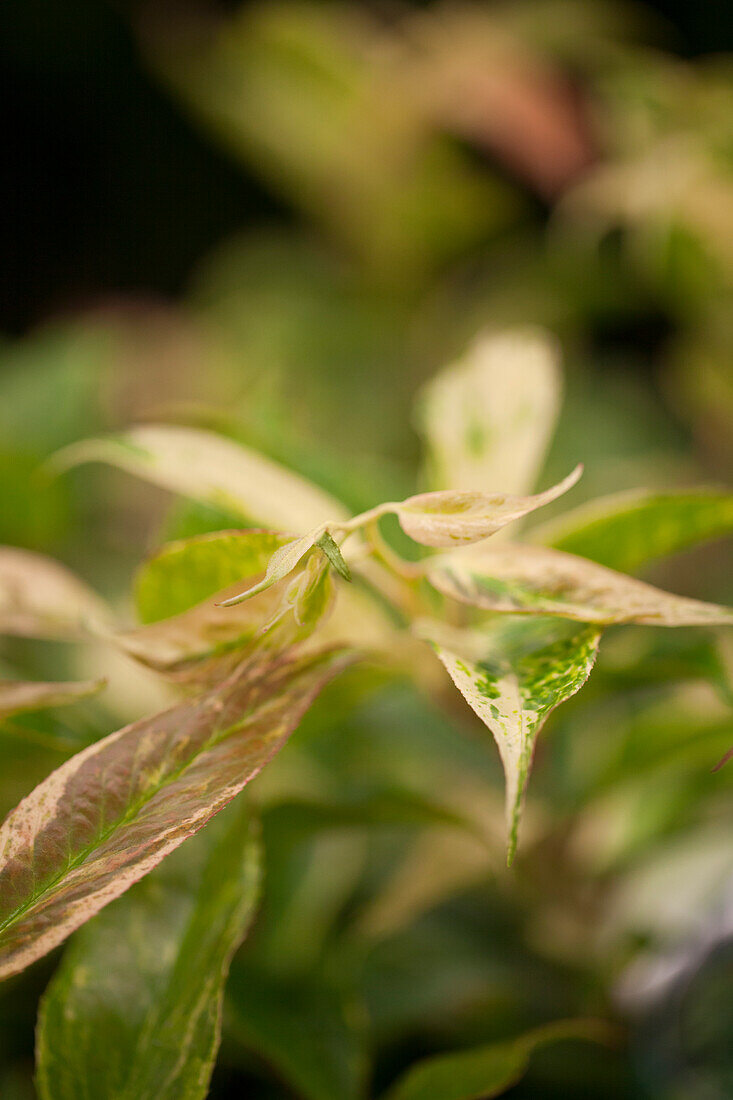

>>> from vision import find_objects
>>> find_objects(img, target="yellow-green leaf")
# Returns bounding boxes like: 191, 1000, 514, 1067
0, 647, 352, 981
416, 328, 562, 495
421, 617, 600, 863
36, 802, 261, 1100
429, 543, 733, 626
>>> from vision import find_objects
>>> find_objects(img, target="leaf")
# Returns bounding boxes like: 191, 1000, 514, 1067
0, 679, 105, 721
416, 328, 562, 496
532, 488, 733, 573
429, 543, 733, 626
217, 527, 333, 607
36, 801, 261, 1100
421, 617, 600, 863
379, 465, 582, 549
52, 424, 350, 530
0, 647, 353, 981
135, 529, 291, 623
382, 1019, 613, 1100
316, 531, 352, 582
121, 530, 335, 678
0, 547, 112, 640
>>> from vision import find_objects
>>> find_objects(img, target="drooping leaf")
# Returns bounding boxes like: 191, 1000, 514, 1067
365, 466, 582, 550
532, 488, 733, 573
52, 424, 350, 530
429, 543, 733, 626
36, 801, 261, 1100
421, 616, 600, 862
416, 328, 562, 496
0, 647, 353, 981
382, 1019, 612, 1100
226, 963, 367, 1100
135, 529, 291, 623
0, 547, 112, 640
0, 679, 105, 721
121, 531, 335, 678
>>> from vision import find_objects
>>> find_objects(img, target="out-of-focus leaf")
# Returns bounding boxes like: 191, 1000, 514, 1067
0, 547, 112, 640
52, 424, 349, 530
365, 466, 582, 550
382, 1019, 612, 1100
0, 679, 105, 720
533, 488, 733, 573
226, 963, 366, 1100
429, 543, 733, 626
0, 647, 353, 981
422, 616, 599, 862
598, 628, 733, 706
122, 540, 335, 679
416, 328, 562, 495
135, 529, 291, 623
36, 802, 261, 1100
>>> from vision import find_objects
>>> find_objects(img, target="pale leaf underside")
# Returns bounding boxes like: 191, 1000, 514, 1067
0, 679, 105, 720
0, 547, 112, 641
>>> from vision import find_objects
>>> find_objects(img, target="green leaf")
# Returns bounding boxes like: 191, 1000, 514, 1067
135, 529, 291, 623
416, 328, 562, 496
121, 531, 335, 679
532, 488, 733, 573
36, 801, 261, 1100
0, 647, 353, 981
382, 1019, 612, 1100
52, 424, 349, 530
429, 543, 733, 626
421, 617, 600, 863
316, 530, 352, 582
0, 679, 105, 721
0, 547, 112, 640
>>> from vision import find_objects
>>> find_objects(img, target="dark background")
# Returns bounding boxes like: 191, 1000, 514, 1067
2, 0, 732, 335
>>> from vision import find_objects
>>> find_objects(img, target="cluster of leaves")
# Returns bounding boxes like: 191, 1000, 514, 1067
1, 329, 731, 1097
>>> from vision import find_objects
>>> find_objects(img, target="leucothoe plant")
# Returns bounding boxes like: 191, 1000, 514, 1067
0, 328, 732, 1098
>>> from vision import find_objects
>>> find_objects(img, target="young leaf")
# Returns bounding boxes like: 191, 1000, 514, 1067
36, 802, 261, 1100
121, 540, 335, 678
217, 528, 331, 607
421, 617, 600, 863
379, 465, 582, 549
0, 647, 353, 981
52, 424, 349, 530
532, 488, 733, 573
316, 530, 352, 582
429, 543, 733, 626
0, 679, 105, 720
135, 529, 292, 623
0, 547, 112, 640
383, 1019, 612, 1100
416, 328, 562, 495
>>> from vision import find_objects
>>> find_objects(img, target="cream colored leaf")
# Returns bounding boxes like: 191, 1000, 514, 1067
0, 547, 112, 640
416, 328, 562, 495
52, 424, 349, 530
429, 543, 733, 626
0, 679, 105, 720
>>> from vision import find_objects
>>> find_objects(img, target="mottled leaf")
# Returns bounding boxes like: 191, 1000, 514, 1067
36, 802, 261, 1100
0, 547, 111, 640
429, 543, 733, 626
0, 647, 352, 981
416, 328, 562, 496
533, 488, 733, 573
383, 1019, 612, 1100
0, 679, 105, 721
53, 424, 349, 530
421, 616, 600, 862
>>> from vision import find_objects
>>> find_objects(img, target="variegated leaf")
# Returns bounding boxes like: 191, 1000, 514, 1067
0, 547, 112, 640
0, 679, 105, 720
0, 647, 352, 981
429, 543, 733, 626
52, 424, 350, 530
421, 617, 600, 863
532, 488, 733, 573
36, 802, 261, 1100
416, 328, 562, 495
363, 466, 582, 550
217, 527, 335, 607
384, 1019, 611, 1100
